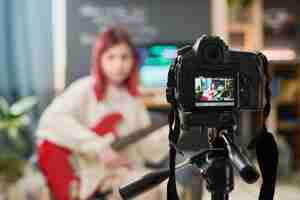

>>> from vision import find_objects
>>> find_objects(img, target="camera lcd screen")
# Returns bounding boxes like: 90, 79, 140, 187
195, 76, 235, 107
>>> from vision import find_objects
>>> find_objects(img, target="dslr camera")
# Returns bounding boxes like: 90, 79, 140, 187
119, 36, 277, 200
166, 35, 267, 128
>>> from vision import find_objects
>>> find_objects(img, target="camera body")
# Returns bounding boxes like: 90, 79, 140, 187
119, 36, 274, 200
167, 35, 266, 128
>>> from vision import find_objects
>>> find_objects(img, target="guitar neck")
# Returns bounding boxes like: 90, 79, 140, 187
111, 121, 167, 151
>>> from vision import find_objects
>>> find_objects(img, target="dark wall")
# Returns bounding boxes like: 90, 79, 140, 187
66, 0, 211, 85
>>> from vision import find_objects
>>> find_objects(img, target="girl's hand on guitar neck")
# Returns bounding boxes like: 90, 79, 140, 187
100, 147, 131, 169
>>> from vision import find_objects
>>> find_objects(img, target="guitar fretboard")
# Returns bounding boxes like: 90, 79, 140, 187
111, 120, 168, 151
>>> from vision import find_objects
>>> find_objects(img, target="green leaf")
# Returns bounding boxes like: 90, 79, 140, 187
7, 127, 18, 140
18, 115, 30, 127
0, 120, 9, 130
10, 96, 37, 117
7, 127, 25, 152
0, 97, 10, 118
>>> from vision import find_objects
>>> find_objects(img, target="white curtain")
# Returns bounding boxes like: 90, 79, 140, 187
0, 0, 54, 113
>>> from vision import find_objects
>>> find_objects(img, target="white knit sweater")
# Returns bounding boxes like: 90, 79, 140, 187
36, 76, 169, 199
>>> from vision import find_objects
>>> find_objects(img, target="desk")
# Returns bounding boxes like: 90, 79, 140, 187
141, 88, 169, 110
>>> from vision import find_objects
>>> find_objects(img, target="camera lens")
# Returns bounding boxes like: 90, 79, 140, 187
203, 44, 223, 64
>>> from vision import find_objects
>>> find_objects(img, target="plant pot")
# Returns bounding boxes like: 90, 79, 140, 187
0, 176, 11, 200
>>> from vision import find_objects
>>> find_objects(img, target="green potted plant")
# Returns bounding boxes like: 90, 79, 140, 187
0, 96, 37, 196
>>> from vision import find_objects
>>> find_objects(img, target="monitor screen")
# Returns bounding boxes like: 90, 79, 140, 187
194, 76, 235, 107
137, 44, 177, 88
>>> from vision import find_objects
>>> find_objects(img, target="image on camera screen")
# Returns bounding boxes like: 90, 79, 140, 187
195, 76, 235, 107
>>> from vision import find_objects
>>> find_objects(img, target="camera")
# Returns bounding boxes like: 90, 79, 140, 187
166, 35, 267, 128
119, 36, 277, 200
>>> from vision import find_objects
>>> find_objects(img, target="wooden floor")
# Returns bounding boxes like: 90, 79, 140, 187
12, 166, 300, 200
201, 177, 300, 200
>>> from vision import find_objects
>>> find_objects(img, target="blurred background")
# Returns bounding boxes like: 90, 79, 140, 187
0, 0, 299, 199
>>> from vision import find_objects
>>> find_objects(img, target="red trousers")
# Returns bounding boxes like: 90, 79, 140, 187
37, 140, 79, 200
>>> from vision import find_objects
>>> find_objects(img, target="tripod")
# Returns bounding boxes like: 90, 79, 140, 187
199, 128, 233, 200
119, 126, 259, 200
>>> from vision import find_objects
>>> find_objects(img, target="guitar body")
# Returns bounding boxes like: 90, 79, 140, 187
37, 112, 167, 200
37, 113, 123, 200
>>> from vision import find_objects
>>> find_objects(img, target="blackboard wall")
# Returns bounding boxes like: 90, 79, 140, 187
66, 0, 211, 85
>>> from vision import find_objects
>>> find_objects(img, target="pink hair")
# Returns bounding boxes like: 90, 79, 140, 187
91, 26, 140, 101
